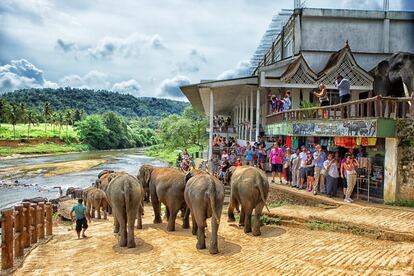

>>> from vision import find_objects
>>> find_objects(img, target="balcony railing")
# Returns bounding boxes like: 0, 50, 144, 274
266, 96, 412, 124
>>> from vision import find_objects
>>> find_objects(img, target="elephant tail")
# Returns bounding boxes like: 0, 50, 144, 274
256, 174, 270, 213
208, 177, 221, 225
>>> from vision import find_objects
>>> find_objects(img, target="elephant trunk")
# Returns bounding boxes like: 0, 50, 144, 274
208, 178, 220, 225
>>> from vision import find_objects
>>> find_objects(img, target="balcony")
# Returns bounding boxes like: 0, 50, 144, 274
266, 96, 412, 125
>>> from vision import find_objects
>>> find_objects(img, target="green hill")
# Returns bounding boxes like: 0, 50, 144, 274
0, 88, 188, 117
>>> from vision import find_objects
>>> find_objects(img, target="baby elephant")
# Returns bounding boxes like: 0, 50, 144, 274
84, 187, 108, 219
184, 173, 224, 254
106, 173, 144, 248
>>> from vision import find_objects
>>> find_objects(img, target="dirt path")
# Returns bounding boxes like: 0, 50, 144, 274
14, 206, 414, 275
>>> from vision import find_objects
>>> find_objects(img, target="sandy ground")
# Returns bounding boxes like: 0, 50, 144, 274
14, 205, 414, 275
0, 159, 106, 179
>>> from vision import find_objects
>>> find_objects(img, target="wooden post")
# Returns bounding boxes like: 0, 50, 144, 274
30, 204, 38, 244
38, 203, 45, 239
1, 209, 14, 270
14, 205, 24, 258
22, 202, 31, 248
45, 203, 53, 236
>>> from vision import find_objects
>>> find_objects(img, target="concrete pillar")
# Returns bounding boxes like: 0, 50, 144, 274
240, 101, 244, 140
384, 137, 398, 202
383, 18, 390, 53
208, 89, 214, 163
256, 89, 261, 140
245, 96, 249, 140
250, 90, 254, 142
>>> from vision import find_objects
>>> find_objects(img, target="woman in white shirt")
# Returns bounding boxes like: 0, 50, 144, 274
341, 154, 359, 203
323, 153, 339, 197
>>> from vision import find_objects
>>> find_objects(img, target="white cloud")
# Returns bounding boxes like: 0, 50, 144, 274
87, 32, 167, 60
216, 60, 251, 80
174, 48, 207, 74
111, 79, 142, 96
55, 38, 78, 53
59, 70, 110, 90
158, 75, 191, 98
0, 59, 57, 92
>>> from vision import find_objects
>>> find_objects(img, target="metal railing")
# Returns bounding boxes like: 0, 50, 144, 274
266, 96, 412, 124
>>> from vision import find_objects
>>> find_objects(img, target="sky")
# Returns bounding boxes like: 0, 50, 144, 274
0, 0, 413, 100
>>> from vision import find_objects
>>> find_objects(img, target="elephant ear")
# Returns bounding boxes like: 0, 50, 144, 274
107, 173, 119, 183
94, 179, 101, 188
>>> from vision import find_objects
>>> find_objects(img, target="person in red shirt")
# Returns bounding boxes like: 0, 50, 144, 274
234, 158, 242, 167
269, 143, 285, 184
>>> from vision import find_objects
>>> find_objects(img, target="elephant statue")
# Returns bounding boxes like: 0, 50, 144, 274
184, 172, 224, 254
66, 187, 84, 199
372, 52, 414, 100
105, 173, 144, 248
84, 187, 108, 219
138, 165, 190, 231
226, 166, 269, 236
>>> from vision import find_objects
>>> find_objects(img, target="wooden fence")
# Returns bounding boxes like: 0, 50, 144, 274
266, 96, 412, 124
1, 202, 53, 270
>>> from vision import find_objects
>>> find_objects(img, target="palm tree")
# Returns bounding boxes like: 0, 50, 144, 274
8, 104, 20, 139
19, 103, 27, 125
26, 109, 38, 138
43, 102, 53, 133
57, 112, 64, 136
0, 99, 10, 128
64, 109, 73, 137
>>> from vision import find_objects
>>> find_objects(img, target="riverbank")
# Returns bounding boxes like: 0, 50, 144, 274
145, 145, 204, 165
0, 142, 89, 157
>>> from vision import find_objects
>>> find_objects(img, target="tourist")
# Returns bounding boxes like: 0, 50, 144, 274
335, 75, 351, 117
283, 90, 292, 111
270, 95, 278, 113
257, 145, 267, 171
221, 150, 229, 161
291, 148, 301, 188
244, 144, 254, 166
356, 147, 365, 158
269, 143, 284, 184
324, 153, 339, 197
313, 83, 329, 118
183, 148, 190, 159
341, 154, 359, 203
299, 146, 308, 189
211, 154, 220, 177
283, 148, 292, 186
228, 150, 237, 166
305, 151, 315, 192
218, 157, 230, 181
234, 158, 242, 167
180, 156, 191, 173
338, 152, 347, 197
312, 144, 326, 195
70, 198, 90, 239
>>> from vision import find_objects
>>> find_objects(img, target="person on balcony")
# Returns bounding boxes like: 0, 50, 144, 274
269, 143, 284, 184
283, 91, 292, 111
335, 75, 351, 117
313, 84, 330, 118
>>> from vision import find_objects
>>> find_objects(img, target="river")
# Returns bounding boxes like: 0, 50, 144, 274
0, 149, 166, 210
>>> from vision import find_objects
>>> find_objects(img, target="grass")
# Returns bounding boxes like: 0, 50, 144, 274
268, 200, 290, 208
385, 200, 414, 208
0, 123, 78, 140
145, 144, 204, 165
0, 143, 89, 156
307, 221, 339, 231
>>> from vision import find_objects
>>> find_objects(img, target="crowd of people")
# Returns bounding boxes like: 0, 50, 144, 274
176, 149, 196, 173
270, 91, 292, 113
213, 115, 231, 131
210, 139, 362, 203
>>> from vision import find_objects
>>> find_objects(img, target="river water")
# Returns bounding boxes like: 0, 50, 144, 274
0, 149, 166, 210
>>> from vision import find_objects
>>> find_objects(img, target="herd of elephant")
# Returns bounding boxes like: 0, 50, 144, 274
69, 165, 270, 254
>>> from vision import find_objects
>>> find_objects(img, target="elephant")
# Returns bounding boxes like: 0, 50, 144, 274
66, 187, 84, 199
84, 187, 108, 219
94, 170, 115, 191
138, 165, 190, 231
184, 173, 224, 254
372, 52, 414, 100
105, 173, 144, 248
225, 166, 269, 236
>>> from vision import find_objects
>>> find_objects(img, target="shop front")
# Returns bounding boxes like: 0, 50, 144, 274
265, 118, 396, 202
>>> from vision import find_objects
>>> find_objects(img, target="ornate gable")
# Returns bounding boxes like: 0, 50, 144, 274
281, 55, 317, 85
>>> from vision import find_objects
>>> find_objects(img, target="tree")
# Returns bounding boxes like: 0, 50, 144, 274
43, 102, 53, 133
19, 103, 27, 124
25, 109, 38, 138
64, 109, 73, 136
102, 112, 134, 148
56, 111, 64, 136
8, 104, 20, 139
0, 99, 10, 127
75, 115, 110, 149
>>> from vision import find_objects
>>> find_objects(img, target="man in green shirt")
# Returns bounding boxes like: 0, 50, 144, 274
70, 199, 91, 239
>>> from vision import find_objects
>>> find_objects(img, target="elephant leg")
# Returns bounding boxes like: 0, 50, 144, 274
136, 204, 143, 229
191, 213, 198, 236
151, 193, 162, 224
227, 198, 236, 222
127, 210, 137, 248
196, 225, 206, 250
252, 202, 264, 236
96, 204, 102, 219
239, 206, 245, 227
114, 209, 127, 247
103, 205, 108, 220
164, 206, 170, 221
86, 202, 92, 219
244, 207, 253, 234
167, 208, 178, 232
182, 206, 190, 229
209, 216, 219, 254
91, 207, 95, 219
113, 212, 120, 233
